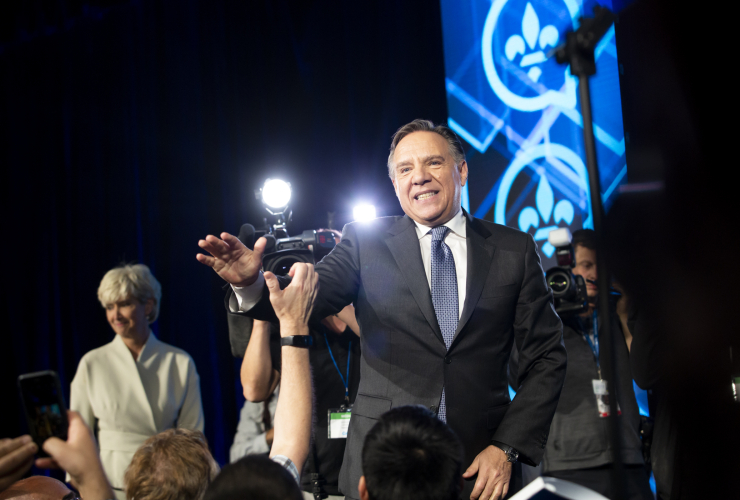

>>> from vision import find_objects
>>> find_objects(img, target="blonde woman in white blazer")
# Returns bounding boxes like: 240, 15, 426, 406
71, 264, 204, 499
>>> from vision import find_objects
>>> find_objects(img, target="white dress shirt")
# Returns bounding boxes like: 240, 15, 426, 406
411, 208, 467, 319
232, 208, 468, 319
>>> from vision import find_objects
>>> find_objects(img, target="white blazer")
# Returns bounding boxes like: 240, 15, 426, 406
71, 333, 204, 491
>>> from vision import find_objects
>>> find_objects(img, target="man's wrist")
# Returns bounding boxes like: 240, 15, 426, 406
233, 271, 261, 289
278, 323, 309, 337
280, 334, 313, 348
237, 274, 260, 288
490, 441, 519, 463
76, 470, 114, 500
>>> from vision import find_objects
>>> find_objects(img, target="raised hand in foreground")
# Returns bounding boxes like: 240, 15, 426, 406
0, 435, 36, 492
265, 263, 318, 478
35, 411, 114, 500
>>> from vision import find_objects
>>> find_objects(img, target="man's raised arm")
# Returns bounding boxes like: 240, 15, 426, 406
264, 263, 317, 476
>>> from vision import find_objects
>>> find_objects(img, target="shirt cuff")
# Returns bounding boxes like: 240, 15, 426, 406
231, 272, 265, 312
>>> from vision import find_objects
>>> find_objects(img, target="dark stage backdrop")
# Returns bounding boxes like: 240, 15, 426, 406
0, 0, 447, 465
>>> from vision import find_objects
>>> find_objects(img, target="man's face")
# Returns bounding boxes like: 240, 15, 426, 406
391, 131, 468, 226
573, 245, 598, 300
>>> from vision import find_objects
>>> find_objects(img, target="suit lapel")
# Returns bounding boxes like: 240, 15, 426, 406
385, 216, 446, 347
452, 213, 496, 345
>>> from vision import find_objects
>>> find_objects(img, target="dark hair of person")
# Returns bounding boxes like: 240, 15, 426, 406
387, 119, 466, 179
362, 405, 464, 500
571, 228, 596, 251
203, 455, 302, 500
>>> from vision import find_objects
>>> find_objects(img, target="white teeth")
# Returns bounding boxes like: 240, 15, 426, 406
416, 192, 436, 200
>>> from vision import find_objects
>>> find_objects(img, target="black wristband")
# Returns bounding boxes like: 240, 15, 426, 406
280, 335, 313, 348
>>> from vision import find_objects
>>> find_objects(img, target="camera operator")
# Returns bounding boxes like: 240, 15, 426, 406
229, 230, 361, 500
511, 229, 652, 499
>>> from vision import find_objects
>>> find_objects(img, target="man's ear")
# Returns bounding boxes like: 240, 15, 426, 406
391, 177, 400, 198
358, 475, 370, 500
459, 160, 468, 186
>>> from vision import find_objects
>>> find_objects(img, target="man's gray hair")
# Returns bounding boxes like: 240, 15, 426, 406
97, 263, 162, 323
387, 119, 466, 179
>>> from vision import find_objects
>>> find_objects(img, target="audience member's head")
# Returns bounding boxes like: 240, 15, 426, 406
203, 455, 302, 500
571, 229, 598, 302
124, 428, 219, 500
571, 228, 596, 252
98, 263, 162, 323
0, 476, 72, 500
359, 405, 464, 500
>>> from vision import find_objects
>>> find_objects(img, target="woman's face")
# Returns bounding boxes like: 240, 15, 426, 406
105, 296, 152, 339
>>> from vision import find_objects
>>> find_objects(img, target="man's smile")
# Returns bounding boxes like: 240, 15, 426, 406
414, 191, 438, 201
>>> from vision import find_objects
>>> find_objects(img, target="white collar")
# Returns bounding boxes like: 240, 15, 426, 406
412, 208, 466, 240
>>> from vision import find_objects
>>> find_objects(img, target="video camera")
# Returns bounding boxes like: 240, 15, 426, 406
236, 224, 337, 276
545, 228, 589, 317
236, 178, 338, 276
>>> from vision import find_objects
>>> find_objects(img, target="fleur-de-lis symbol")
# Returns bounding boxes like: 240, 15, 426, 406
518, 172, 575, 257
504, 2, 559, 83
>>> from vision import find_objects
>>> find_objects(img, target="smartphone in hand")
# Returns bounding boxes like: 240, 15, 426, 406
17, 370, 69, 457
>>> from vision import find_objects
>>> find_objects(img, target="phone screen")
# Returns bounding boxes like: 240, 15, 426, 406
18, 371, 68, 454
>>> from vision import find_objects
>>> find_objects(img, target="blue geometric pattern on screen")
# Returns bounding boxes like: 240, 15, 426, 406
440, 0, 627, 263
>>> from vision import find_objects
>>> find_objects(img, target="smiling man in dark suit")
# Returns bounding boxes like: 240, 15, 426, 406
197, 119, 566, 500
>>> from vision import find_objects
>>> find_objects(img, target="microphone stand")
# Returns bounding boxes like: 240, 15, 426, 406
554, 7, 625, 500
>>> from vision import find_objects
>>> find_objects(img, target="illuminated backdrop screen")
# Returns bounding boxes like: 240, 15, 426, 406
440, 0, 626, 268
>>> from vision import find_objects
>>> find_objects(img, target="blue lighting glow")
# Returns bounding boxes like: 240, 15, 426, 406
440, 0, 627, 269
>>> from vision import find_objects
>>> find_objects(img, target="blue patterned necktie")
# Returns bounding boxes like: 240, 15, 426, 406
430, 225, 458, 422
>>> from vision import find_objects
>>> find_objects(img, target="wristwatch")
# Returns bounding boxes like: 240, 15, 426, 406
280, 335, 313, 348
491, 440, 519, 463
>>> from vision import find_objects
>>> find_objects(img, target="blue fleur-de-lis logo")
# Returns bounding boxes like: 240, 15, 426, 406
504, 2, 559, 83
517, 172, 575, 256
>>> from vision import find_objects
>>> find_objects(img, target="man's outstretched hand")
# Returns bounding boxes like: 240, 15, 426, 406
463, 445, 512, 500
265, 263, 319, 331
196, 233, 267, 287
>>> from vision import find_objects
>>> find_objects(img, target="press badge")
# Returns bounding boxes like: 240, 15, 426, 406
328, 406, 352, 439
592, 379, 621, 417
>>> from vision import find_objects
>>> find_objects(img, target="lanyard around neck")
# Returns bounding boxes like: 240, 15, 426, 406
323, 331, 352, 404
583, 309, 600, 371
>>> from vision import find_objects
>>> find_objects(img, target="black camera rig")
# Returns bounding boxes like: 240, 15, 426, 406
236, 223, 337, 276
545, 228, 589, 317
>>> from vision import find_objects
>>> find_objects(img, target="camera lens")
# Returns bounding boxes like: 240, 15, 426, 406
547, 269, 570, 296
266, 253, 313, 276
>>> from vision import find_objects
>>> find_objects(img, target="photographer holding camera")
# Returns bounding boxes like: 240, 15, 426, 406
511, 229, 652, 499
227, 228, 361, 500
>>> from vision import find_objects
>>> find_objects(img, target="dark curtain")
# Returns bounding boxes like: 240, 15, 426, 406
0, 0, 447, 465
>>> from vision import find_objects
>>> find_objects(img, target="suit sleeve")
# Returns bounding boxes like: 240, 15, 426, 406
177, 357, 205, 432
492, 234, 566, 466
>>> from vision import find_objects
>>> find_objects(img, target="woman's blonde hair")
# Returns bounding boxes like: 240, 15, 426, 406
97, 264, 162, 323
